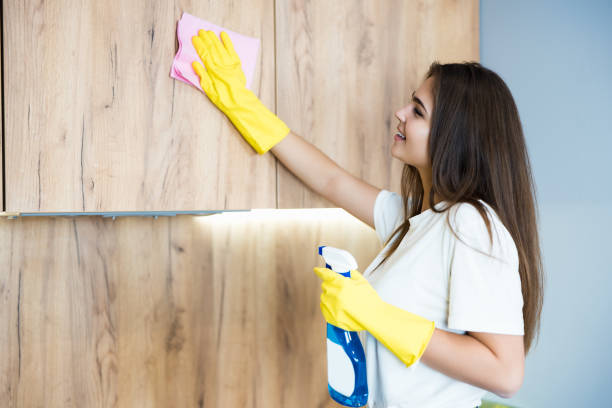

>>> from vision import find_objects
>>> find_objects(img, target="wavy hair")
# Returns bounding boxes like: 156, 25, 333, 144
373, 61, 544, 355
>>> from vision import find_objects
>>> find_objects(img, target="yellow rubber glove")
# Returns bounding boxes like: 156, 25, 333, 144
191, 30, 290, 155
313, 267, 436, 367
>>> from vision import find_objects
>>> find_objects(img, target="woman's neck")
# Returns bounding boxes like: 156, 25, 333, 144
418, 167, 438, 211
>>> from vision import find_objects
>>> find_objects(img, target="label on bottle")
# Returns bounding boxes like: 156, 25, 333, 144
327, 338, 355, 397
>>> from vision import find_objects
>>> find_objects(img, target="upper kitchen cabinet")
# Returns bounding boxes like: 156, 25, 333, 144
275, 0, 479, 208
3, 0, 277, 212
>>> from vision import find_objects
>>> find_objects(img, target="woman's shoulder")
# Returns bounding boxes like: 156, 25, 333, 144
448, 199, 503, 229
447, 199, 517, 260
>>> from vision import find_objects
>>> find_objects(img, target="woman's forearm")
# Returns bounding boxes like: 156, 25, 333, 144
420, 329, 521, 398
270, 130, 343, 198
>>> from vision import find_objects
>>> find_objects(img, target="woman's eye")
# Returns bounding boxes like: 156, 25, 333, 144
413, 107, 422, 117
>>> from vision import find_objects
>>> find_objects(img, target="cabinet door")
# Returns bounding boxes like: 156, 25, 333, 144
0, 212, 381, 407
3, 0, 277, 212
275, 0, 479, 208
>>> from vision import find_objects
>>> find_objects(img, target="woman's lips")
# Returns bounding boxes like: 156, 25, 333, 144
394, 132, 406, 141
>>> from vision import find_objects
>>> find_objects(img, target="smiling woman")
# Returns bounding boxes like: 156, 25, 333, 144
390, 77, 436, 170
373, 61, 543, 359
190, 29, 542, 408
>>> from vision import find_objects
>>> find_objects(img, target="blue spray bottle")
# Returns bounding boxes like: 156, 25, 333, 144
318, 245, 368, 407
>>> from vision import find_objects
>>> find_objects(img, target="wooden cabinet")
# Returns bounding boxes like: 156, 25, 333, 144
3, 0, 277, 212
275, 0, 480, 208
0, 1, 480, 406
0, 212, 382, 407
3, 0, 477, 213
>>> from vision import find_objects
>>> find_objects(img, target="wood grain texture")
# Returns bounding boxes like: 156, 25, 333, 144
3, 0, 277, 212
0, 212, 380, 407
275, 0, 479, 208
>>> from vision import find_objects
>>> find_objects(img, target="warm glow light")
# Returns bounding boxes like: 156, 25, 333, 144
195, 208, 359, 223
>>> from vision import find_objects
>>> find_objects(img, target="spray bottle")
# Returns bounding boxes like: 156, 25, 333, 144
318, 245, 368, 407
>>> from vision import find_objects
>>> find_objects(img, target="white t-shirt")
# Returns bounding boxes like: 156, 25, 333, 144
361, 189, 524, 408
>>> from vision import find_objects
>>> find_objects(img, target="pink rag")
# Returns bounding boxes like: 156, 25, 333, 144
170, 12, 260, 91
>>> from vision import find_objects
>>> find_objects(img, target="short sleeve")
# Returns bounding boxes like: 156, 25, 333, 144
447, 203, 524, 335
373, 189, 403, 245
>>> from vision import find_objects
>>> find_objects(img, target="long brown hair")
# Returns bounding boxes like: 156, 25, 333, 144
374, 61, 544, 355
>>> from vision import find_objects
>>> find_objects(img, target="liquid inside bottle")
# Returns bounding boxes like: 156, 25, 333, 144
326, 323, 368, 407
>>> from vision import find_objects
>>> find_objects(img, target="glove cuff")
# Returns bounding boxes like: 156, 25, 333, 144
363, 300, 436, 367
226, 89, 290, 154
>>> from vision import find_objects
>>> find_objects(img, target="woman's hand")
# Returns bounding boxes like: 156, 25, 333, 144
313, 267, 381, 332
191, 30, 290, 155
191, 30, 247, 111
313, 266, 436, 367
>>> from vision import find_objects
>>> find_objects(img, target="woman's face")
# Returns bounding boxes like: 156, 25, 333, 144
391, 76, 434, 169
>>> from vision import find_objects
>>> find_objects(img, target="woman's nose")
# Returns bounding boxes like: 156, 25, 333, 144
395, 109, 406, 123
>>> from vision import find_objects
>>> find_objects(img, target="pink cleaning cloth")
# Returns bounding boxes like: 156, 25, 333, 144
171, 12, 260, 91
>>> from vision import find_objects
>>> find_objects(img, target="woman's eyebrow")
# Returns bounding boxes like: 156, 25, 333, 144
412, 91, 428, 114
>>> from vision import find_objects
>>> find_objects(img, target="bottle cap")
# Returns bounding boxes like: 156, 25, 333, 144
318, 245, 358, 273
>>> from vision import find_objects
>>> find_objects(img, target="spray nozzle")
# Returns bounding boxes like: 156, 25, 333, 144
318, 245, 359, 277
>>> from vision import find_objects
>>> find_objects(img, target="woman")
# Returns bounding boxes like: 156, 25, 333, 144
191, 30, 544, 408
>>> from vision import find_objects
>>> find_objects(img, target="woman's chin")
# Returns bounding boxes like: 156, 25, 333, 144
391, 145, 407, 161
390, 152, 411, 165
